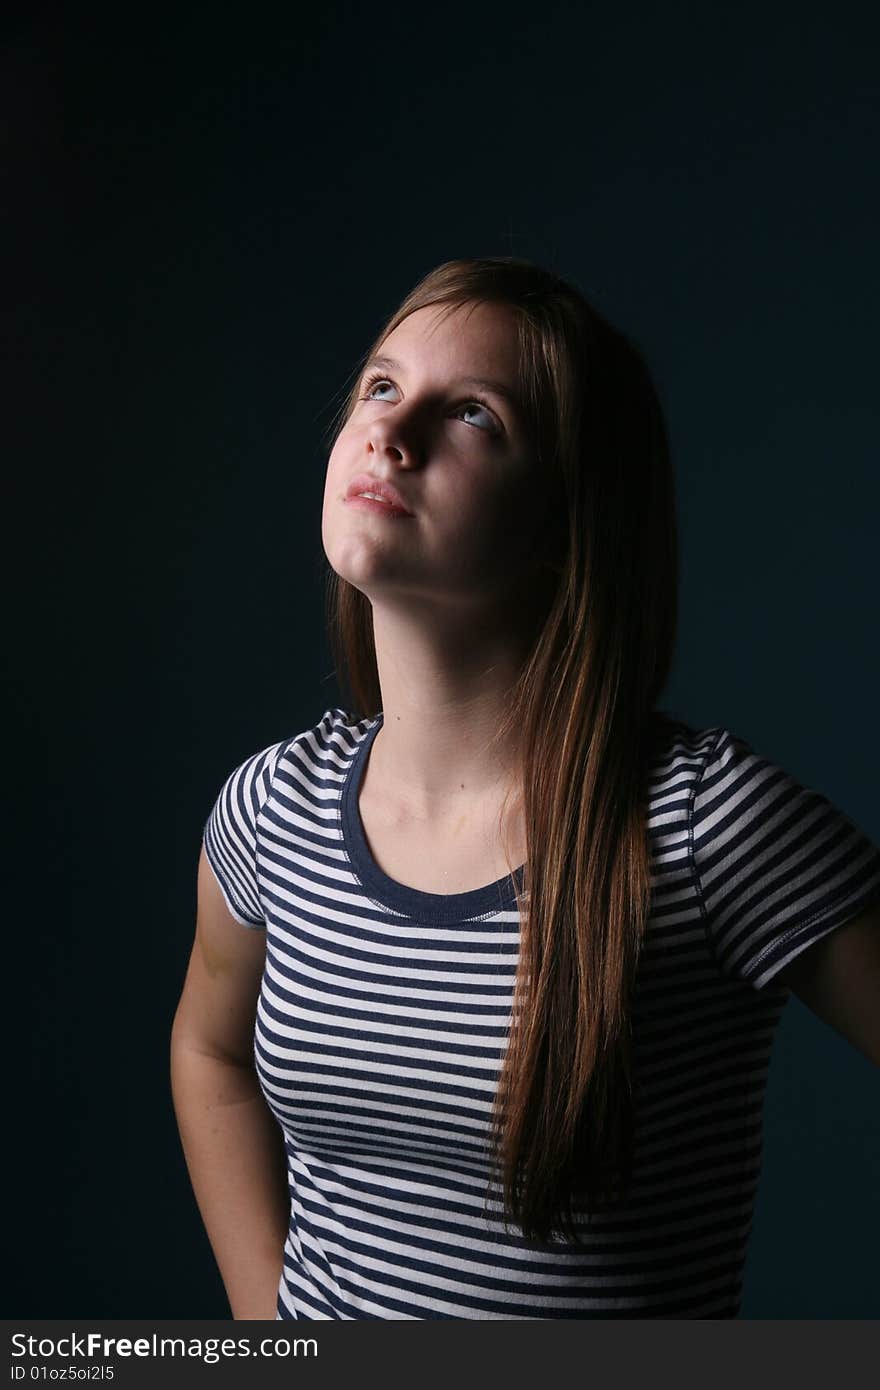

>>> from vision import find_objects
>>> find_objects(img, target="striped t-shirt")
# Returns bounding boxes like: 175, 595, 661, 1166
202, 706, 880, 1319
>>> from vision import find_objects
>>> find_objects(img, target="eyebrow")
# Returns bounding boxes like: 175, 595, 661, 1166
361, 354, 523, 415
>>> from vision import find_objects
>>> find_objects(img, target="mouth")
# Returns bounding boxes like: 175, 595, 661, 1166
344, 474, 414, 517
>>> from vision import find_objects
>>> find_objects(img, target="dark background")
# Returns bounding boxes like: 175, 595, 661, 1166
5, 2, 878, 1317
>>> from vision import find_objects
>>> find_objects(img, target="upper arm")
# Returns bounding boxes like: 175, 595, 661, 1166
171, 845, 268, 1067
776, 899, 880, 1067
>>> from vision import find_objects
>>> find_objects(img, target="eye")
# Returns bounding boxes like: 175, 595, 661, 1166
457, 401, 499, 433
359, 372, 501, 436
361, 374, 397, 402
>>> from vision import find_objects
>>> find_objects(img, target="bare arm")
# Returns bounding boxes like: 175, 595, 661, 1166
170, 846, 290, 1319
776, 899, 880, 1066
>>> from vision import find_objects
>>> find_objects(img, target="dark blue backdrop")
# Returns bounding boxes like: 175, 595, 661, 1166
5, 1, 878, 1317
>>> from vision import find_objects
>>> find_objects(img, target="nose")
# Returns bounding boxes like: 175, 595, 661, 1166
366, 412, 422, 469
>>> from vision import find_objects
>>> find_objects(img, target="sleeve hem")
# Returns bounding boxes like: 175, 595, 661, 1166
741, 883, 880, 990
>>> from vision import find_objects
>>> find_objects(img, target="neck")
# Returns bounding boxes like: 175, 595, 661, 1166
362, 593, 538, 816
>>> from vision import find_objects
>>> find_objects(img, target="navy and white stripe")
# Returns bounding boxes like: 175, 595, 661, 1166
202, 708, 880, 1319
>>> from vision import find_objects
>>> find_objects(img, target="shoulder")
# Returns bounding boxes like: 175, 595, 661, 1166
641, 710, 724, 814
204, 706, 360, 831
647, 717, 810, 830
200, 706, 369, 929
688, 722, 844, 849
268, 706, 377, 787
215, 707, 364, 796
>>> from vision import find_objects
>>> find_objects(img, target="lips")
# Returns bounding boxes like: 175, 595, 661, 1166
344, 473, 414, 516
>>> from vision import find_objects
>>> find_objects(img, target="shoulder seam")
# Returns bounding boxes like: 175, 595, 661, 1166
259, 725, 317, 822
687, 727, 727, 975
253, 717, 334, 918
256, 707, 343, 823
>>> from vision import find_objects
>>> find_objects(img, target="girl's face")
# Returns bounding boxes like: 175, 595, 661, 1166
322, 300, 561, 614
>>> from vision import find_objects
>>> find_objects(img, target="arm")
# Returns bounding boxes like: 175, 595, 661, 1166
776, 899, 880, 1067
170, 846, 290, 1320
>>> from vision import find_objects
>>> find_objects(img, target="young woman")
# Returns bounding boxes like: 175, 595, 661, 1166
170, 257, 880, 1320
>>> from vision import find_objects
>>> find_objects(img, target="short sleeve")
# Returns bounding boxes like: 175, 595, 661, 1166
202, 739, 287, 929
690, 728, 880, 990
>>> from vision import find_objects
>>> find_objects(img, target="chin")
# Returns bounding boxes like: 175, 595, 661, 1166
324, 532, 391, 585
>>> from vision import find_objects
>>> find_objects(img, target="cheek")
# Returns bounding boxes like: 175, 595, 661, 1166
323, 445, 347, 504
433, 480, 536, 572
460, 469, 535, 532
320, 453, 343, 537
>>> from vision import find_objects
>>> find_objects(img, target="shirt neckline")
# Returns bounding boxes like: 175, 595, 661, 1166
339, 711, 525, 924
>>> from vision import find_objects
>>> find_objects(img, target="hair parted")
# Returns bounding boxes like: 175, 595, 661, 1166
320, 256, 678, 1243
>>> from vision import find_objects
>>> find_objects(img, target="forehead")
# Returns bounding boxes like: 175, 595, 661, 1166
378, 301, 520, 382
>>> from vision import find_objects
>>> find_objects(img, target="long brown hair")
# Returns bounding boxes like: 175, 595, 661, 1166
320, 257, 678, 1243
